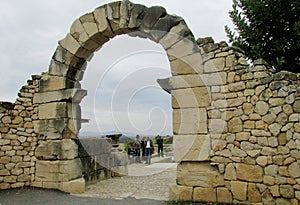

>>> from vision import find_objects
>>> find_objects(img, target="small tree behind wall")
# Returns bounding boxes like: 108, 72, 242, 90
225, 0, 300, 73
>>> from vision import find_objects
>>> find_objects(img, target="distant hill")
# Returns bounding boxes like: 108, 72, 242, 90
118, 135, 134, 143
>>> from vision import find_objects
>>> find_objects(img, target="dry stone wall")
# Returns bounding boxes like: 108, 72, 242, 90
170, 37, 300, 204
0, 75, 40, 189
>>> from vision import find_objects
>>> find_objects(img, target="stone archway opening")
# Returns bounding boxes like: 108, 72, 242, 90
79, 34, 173, 137
34, 0, 206, 194
77, 34, 174, 190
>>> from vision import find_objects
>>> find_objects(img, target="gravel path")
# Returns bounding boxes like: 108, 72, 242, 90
75, 162, 177, 201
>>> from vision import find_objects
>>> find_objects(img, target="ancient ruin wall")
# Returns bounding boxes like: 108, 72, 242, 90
0, 75, 40, 189
170, 37, 300, 204
0, 1, 300, 204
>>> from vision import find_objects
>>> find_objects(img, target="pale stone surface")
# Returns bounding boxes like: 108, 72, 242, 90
173, 108, 207, 134
231, 181, 247, 201
172, 87, 211, 109
33, 89, 87, 104
169, 185, 193, 201
193, 187, 216, 202
60, 177, 85, 194
217, 187, 232, 203
236, 163, 263, 182
204, 58, 225, 73
173, 135, 210, 161
255, 101, 270, 115
248, 183, 262, 203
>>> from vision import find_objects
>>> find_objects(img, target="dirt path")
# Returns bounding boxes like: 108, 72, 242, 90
75, 161, 177, 201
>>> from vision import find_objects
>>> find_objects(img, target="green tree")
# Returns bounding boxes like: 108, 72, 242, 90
225, 0, 300, 72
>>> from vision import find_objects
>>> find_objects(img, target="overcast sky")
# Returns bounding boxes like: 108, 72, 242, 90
0, 0, 234, 136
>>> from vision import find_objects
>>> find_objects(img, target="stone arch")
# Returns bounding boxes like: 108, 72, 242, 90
33, 0, 208, 193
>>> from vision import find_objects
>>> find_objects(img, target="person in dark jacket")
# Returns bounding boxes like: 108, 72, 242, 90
156, 136, 164, 157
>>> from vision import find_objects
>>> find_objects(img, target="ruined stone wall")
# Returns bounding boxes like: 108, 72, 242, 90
0, 75, 128, 191
171, 37, 300, 204
79, 137, 128, 184
0, 75, 40, 189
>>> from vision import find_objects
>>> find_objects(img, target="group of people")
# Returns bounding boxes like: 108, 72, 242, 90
127, 135, 164, 165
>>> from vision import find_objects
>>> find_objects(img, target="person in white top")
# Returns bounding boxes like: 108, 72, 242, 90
145, 136, 153, 165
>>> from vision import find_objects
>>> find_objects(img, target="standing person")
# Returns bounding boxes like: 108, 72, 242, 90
134, 135, 141, 163
145, 136, 153, 165
156, 135, 164, 157
141, 136, 146, 162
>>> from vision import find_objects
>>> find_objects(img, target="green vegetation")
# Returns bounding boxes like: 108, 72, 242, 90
225, 0, 300, 72
154, 135, 173, 144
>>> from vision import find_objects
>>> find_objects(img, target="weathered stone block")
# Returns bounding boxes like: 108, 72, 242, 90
228, 117, 243, 133
33, 89, 87, 104
173, 135, 210, 161
167, 38, 199, 59
39, 102, 81, 120
80, 13, 98, 38
170, 56, 199, 75
204, 57, 225, 73
39, 75, 78, 92
209, 119, 227, 134
79, 138, 112, 156
217, 187, 232, 203
172, 87, 211, 109
224, 163, 237, 180
255, 101, 269, 115
140, 6, 166, 31
59, 33, 93, 59
35, 159, 82, 182
173, 108, 207, 134
194, 187, 216, 202
159, 21, 191, 49
60, 177, 85, 194
150, 14, 183, 41
248, 183, 262, 203
231, 181, 247, 201
35, 139, 78, 160
177, 162, 224, 187
169, 185, 193, 201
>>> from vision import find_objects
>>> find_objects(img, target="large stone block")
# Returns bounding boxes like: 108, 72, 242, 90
166, 37, 199, 59
33, 89, 87, 104
128, 4, 147, 28
159, 21, 192, 50
170, 56, 200, 75
35, 118, 80, 137
194, 187, 216, 202
149, 15, 183, 41
248, 183, 262, 203
172, 87, 211, 109
140, 6, 166, 32
35, 159, 82, 182
93, 6, 115, 38
204, 57, 225, 73
177, 162, 224, 187
35, 139, 78, 160
39, 75, 78, 92
60, 177, 85, 194
79, 138, 112, 156
173, 108, 207, 134
169, 185, 193, 201
173, 135, 210, 161
79, 13, 98, 39
231, 181, 247, 201
38, 102, 81, 120
59, 33, 93, 59
217, 187, 232, 203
